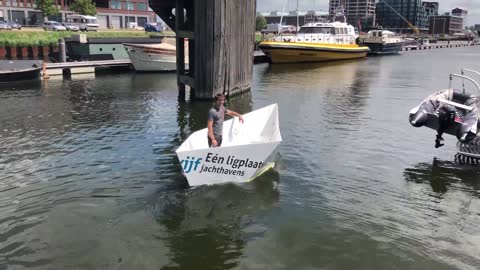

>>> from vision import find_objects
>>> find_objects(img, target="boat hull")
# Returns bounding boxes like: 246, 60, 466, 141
258, 42, 369, 63
124, 44, 189, 72
0, 67, 41, 82
177, 142, 280, 186
364, 42, 403, 55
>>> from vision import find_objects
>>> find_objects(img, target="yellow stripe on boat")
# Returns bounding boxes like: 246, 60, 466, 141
247, 162, 275, 182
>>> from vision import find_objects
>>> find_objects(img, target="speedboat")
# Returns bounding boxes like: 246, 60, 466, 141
258, 15, 369, 63
409, 70, 480, 148
358, 30, 404, 55
176, 104, 282, 186
123, 42, 189, 72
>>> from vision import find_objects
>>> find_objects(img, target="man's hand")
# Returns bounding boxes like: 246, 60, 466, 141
239, 116, 244, 124
212, 139, 218, 147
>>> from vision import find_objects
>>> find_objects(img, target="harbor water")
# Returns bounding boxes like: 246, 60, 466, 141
0, 47, 479, 269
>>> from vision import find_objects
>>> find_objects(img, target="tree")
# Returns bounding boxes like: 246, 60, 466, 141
35, 0, 59, 21
70, 0, 97, 16
256, 14, 267, 32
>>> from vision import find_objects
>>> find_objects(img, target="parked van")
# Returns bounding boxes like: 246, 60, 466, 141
66, 15, 99, 32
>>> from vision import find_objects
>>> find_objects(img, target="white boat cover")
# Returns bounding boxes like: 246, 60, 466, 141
176, 104, 282, 186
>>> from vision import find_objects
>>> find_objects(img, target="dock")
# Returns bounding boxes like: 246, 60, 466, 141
45, 59, 131, 76
402, 41, 478, 51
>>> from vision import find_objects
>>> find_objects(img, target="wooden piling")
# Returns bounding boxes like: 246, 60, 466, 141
150, 0, 256, 100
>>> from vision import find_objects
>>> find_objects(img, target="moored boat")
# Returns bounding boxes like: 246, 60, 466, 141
258, 19, 369, 63
123, 43, 189, 72
0, 60, 42, 82
359, 30, 404, 55
409, 71, 480, 148
176, 104, 282, 186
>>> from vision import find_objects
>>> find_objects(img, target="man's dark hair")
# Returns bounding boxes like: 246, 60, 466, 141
214, 93, 225, 101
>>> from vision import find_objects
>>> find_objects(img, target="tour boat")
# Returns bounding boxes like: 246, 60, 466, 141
258, 19, 369, 63
358, 30, 404, 55
123, 43, 188, 72
176, 104, 282, 186
409, 70, 480, 149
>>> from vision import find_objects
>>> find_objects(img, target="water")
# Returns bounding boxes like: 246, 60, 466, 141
0, 47, 479, 270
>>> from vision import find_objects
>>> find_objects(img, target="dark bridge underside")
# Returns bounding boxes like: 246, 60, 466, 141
149, 0, 194, 32
148, 0, 256, 99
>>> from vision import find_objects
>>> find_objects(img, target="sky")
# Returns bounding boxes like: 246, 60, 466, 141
257, 0, 480, 25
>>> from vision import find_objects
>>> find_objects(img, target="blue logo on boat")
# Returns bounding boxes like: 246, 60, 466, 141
181, 156, 202, 173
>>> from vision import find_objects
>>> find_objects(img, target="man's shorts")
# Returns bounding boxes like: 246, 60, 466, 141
208, 135, 223, 147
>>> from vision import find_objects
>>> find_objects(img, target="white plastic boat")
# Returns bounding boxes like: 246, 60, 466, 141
123, 43, 189, 71
176, 104, 282, 186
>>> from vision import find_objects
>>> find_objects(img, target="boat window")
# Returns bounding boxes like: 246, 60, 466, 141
298, 27, 331, 34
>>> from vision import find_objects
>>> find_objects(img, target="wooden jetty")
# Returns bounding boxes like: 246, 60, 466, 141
150, 0, 256, 100
43, 59, 131, 77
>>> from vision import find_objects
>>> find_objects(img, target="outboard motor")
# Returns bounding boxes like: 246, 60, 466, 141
435, 104, 456, 148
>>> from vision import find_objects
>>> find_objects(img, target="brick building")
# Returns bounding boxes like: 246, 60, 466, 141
0, 0, 156, 29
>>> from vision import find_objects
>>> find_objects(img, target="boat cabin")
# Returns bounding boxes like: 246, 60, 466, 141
273, 21, 357, 45
361, 30, 403, 44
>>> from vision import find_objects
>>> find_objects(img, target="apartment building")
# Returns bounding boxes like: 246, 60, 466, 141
0, 0, 156, 29
422, 1, 439, 17
429, 14, 464, 35
451, 7, 467, 28
329, 0, 376, 28
375, 0, 428, 33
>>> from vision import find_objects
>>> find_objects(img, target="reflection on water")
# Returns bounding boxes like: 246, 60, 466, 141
1, 47, 480, 269
148, 171, 279, 269
404, 158, 480, 195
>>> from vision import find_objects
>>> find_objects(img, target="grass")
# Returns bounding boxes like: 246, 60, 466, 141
0, 30, 173, 47
255, 32, 262, 43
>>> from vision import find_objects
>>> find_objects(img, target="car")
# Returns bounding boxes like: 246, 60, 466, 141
0, 21, 12, 31
5, 21, 21, 30
62, 22, 80, 32
43, 21, 67, 31
144, 23, 162, 33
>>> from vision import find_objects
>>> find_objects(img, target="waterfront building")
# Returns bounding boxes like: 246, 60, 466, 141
328, 0, 376, 28
375, 0, 429, 33
422, 1, 439, 17
429, 15, 463, 35
451, 7, 467, 29
0, 0, 156, 29
259, 10, 329, 27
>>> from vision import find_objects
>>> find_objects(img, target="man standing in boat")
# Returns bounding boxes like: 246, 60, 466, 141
208, 94, 244, 147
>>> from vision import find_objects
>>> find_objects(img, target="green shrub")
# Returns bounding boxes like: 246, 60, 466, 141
0, 31, 170, 47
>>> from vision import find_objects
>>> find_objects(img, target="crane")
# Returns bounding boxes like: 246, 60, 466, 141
378, 0, 420, 35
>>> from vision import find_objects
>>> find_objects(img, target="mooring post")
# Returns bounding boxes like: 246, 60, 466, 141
58, 39, 66, 63
176, 0, 186, 100
188, 36, 195, 99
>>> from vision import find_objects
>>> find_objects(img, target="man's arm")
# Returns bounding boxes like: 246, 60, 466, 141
207, 119, 218, 146
226, 109, 244, 123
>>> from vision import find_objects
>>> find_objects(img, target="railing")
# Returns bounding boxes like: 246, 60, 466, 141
265, 34, 356, 45
450, 73, 480, 94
